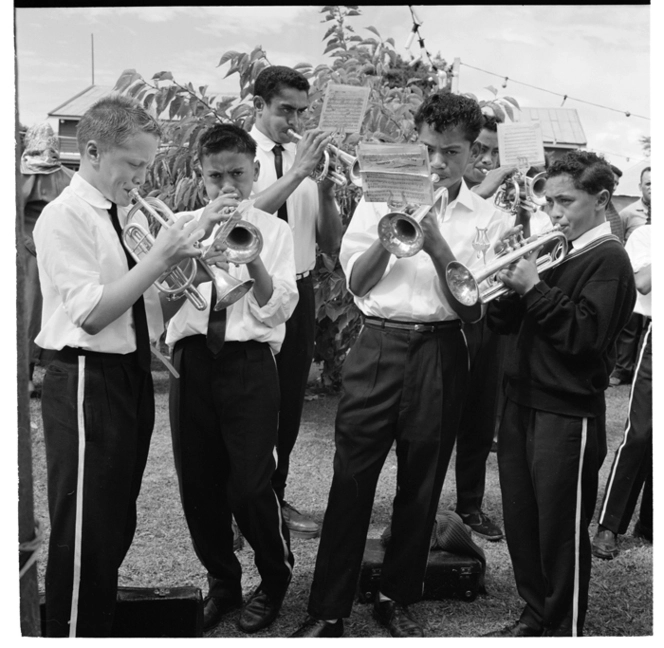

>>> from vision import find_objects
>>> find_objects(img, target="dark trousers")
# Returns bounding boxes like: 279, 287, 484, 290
455, 317, 503, 514
598, 321, 652, 535
498, 399, 605, 636
170, 337, 294, 601
612, 312, 645, 381
42, 351, 154, 637
308, 323, 469, 619
271, 274, 316, 503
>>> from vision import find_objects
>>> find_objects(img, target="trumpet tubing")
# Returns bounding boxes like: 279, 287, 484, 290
445, 228, 567, 307
494, 170, 548, 213
286, 129, 362, 187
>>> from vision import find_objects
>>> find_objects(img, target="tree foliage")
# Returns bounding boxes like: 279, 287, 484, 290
113, 5, 440, 389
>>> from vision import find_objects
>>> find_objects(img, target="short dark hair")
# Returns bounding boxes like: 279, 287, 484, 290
640, 166, 651, 182
610, 164, 623, 178
546, 150, 615, 196
254, 65, 310, 105
76, 94, 161, 154
414, 92, 483, 143
480, 114, 501, 133
197, 123, 257, 162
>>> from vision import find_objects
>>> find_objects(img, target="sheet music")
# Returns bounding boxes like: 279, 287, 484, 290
497, 122, 546, 168
318, 83, 370, 133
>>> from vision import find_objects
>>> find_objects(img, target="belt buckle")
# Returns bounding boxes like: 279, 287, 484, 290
413, 324, 430, 332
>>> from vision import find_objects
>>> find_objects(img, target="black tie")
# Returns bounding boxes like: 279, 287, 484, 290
108, 203, 151, 372
206, 282, 227, 357
272, 144, 289, 223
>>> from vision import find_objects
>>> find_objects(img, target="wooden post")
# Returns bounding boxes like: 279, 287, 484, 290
451, 57, 461, 94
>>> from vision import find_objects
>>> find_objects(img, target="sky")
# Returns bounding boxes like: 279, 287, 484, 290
12, 4, 652, 172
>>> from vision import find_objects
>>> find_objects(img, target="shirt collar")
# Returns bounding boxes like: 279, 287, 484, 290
70, 172, 114, 210
250, 125, 297, 154
442, 179, 474, 220
571, 221, 611, 250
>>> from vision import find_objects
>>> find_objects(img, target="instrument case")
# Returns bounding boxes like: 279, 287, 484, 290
40, 585, 204, 637
357, 538, 482, 604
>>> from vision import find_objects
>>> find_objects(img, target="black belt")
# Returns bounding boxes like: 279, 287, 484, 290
363, 316, 461, 333
55, 346, 140, 366
296, 270, 311, 281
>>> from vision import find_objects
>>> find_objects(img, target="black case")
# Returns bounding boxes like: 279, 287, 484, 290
40, 585, 204, 637
357, 538, 482, 603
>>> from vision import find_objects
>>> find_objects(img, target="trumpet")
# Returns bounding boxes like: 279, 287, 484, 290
124, 190, 258, 312
286, 129, 362, 188
445, 227, 568, 306
377, 182, 449, 258
494, 171, 548, 214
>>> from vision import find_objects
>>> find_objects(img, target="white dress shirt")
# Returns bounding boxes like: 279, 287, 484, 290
624, 224, 651, 317
341, 180, 513, 321
166, 205, 299, 353
34, 172, 164, 352
249, 125, 319, 275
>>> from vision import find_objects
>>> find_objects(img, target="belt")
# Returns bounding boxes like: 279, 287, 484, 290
363, 316, 461, 333
296, 270, 311, 281
55, 346, 140, 366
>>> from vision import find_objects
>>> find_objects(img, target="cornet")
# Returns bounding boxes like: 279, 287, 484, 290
377, 180, 449, 258
286, 129, 362, 188
445, 227, 567, 307
124, 189, 259, 311
494, 171, 547, 214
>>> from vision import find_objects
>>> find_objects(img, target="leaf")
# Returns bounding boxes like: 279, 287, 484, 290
503, 95, 521, 109
152, 71, 174, 82
492, 104, 506, 122
323, 24, 337, 40
114, 69, 141, 93
365, 25, 381, 37
485, 85, 498, 96
502, 102, 514, 122
217, 50, 241, 67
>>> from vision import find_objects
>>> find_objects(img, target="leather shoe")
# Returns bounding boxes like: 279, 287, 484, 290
282, 502, 320, 539
373, 598, 424, 637
458, 510, 504, 541
238, 586, 284, 633
291, 617, 344, 637
203, 593, 243, 632
633, 519, 653, 542
592, 527, 619, 560
483, 619, 542, 637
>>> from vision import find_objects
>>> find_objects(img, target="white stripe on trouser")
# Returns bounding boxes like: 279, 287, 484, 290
572, 417, 588, 638
271, 446, 293, 576
599, 323, 651, 524
68, 356, 87, 637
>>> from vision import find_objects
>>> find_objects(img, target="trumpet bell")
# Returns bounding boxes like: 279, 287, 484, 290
377, 213, 424, 258
210, 269, 255, 311
224, 221, 264, 265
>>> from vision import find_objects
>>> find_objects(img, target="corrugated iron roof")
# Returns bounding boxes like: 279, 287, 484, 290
48, 85, 114, 119
520, 108, 587, 147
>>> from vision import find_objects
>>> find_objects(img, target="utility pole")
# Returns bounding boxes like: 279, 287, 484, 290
451, 57, 460, 94
91, 33, 95, 85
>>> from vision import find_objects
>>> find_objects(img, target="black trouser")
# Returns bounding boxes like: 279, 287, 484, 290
42, 349, 154, 637
612, 312, 645, 381
308, 322, 469, 619
455, 318, 503, 514
170, 337, 294, 601
498, 399, 605, 636
598, 321, 652, 535
271, 274, 316, 503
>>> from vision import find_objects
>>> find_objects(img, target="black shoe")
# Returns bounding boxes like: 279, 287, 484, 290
238, 586, 284, 634
633, 519, 653, 543
373, 599, 424, 637
458, 511, 504, 541
282, 501, 320, 539
203, 593, 243, 632
483, 619, 543, 637
291, 616, 344, 637
592, 527, 619, 560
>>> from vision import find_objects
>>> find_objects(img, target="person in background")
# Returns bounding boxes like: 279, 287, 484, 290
19, 123, 74, 396
610, 166, 651, 386
249, 65, 342, 540
592, 223, 652, 559
604, 164, 625, 243
483, 150, 636, 636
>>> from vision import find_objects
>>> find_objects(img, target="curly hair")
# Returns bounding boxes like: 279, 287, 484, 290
414, 92, 483, 143
197, 123, 257, 161
254, 65, 310, 105
76, 94, 161, 154
480, 114, 502, 133
546, 150, 615, 196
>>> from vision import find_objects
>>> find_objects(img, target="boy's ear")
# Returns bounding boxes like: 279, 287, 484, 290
85, 140, 102, 168
468, 140, 481, 163
253, 96, 265, 113
253, 159, 260, 182
595, 188, 611, 210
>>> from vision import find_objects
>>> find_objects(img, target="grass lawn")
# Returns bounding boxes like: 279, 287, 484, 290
28, 366, 652, 637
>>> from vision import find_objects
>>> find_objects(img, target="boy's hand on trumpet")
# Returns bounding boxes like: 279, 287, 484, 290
292, 129, 333, 181
149, 213, 206, 274
199, 191, 242, 238
496, 244, 542, 296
